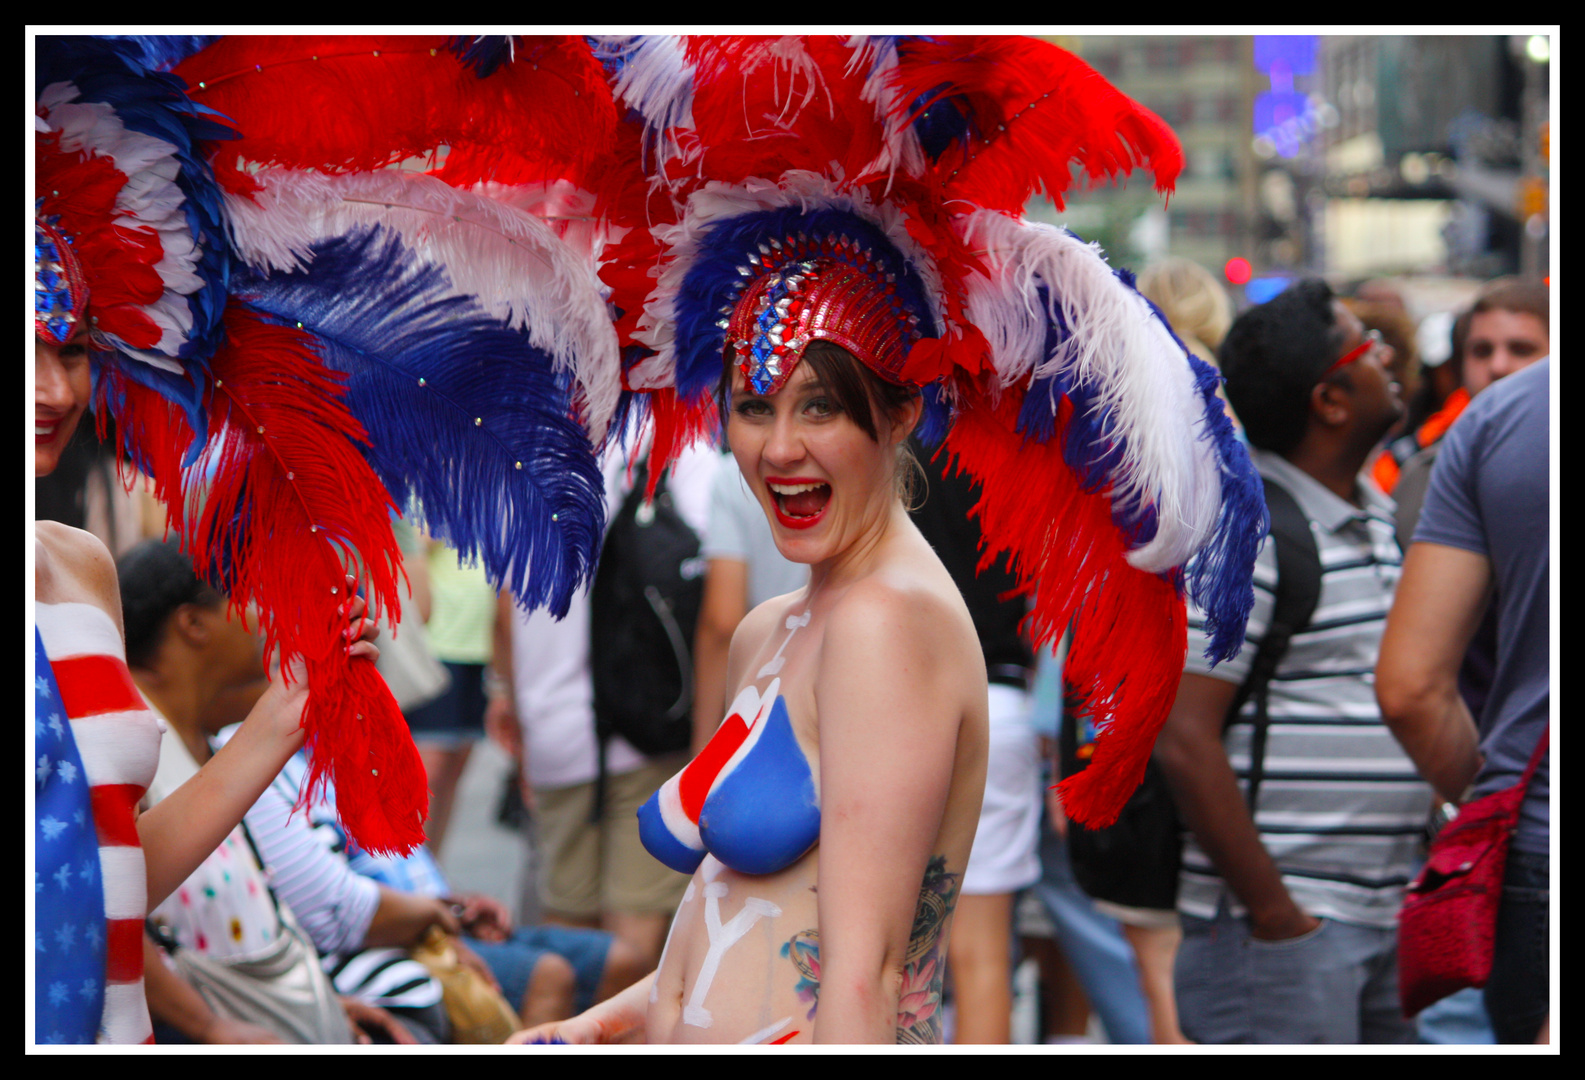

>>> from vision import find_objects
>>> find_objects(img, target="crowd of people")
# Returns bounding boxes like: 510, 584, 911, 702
36, 264, 1551, 1047
32, 34, 1550, 1048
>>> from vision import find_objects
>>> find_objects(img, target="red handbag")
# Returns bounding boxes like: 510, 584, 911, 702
1397, 728, 1549, 1017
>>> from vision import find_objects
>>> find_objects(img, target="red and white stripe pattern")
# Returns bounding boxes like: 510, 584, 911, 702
36, 602, 162, 1045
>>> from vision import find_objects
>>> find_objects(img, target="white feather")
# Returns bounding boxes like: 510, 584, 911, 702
843, 36, 927, 184
39, 87, 205, 360
960, 210, 1221, 572
590, 35, 696, 179
226, 169, 622, 444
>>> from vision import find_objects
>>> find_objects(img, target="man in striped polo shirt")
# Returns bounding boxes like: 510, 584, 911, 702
1156, 279, 1433, 1044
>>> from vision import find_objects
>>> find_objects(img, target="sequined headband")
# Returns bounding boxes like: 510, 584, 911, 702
34, 216, 89, 346
723, 235, 926, 396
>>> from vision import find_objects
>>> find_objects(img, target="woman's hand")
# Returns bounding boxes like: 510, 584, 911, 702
250, 576, 381, 748
506, 1013, 642, 1045
505, 970, 655, 1044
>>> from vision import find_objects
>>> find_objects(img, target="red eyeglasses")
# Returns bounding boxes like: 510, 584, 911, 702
1321, 329, 1384, 378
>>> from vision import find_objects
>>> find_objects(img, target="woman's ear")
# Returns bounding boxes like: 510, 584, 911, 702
891, 393, 925, 445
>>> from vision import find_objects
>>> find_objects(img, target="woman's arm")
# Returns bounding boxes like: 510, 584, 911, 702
811, 585, 967, 1044
137, 584, 377, 910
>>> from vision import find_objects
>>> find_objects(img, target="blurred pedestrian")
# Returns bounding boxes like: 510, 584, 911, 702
489, 436, 717, 971
1155, 280, 1432, 1044
907, 438, 1042, 1044
1376, 358, 1551, 1044
1392, 278, 1549, 541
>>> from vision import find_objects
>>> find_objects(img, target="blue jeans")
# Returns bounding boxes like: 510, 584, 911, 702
465, 924, 613, 1016
1484, 849, 1549, 1043
1176, 905, 1415, 1044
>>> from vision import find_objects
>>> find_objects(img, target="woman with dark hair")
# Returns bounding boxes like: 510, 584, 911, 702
516, 300, 991, 1044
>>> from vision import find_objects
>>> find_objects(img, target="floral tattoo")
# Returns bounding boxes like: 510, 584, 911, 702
779, 855, 961, 1043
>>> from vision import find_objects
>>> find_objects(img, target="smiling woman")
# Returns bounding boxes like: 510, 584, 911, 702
605, 257, 989, 1046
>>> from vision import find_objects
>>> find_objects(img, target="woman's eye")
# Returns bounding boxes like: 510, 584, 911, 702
805, 397, 837, 416
734, 398, 770, 417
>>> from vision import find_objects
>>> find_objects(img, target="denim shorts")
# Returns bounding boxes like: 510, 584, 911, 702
464, 924, 613, 1016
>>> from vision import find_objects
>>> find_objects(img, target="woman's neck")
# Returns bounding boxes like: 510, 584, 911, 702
807, 498, 913, 597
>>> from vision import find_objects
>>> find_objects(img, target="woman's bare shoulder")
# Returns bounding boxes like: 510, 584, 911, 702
35, 520, 123, 627
821, 571, 981, 691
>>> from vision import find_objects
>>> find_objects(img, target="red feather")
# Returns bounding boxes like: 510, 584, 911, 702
174, 36, 616, 189
681, 36, 884, 188
644, 387, 721, 499
94, 361, 197, 539
939, 388, 1186, 828
888, 36, 1183, 212
186, 304, 424, 854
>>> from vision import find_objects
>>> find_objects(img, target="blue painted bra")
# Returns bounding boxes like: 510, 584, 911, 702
637, 678, 821, 877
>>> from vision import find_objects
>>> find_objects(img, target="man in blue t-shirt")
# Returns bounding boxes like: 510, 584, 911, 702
1376, 357, 1551, 1044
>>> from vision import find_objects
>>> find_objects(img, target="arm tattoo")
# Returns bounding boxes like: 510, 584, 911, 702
780, 855, 962, 1043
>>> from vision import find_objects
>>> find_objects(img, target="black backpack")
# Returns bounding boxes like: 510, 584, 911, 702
588, 459, 707, 760
1061, 476, 1322, 910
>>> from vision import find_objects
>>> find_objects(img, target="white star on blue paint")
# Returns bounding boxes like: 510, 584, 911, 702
36, 675, 52, 699
50, 713, 65, 740
54, 863, 74, 890
42, 1032, 65, 1045
56, 759, 77, 785
79, 859, 96, 885
85, 922, 103, 950
79, 978, 97, 1001
36, 755, 52, 785
48, 982, 70, 1007
40, 815, 67, 841
36, 931, 46, 954
36, 715, 48, 740
54, 923, 75, 951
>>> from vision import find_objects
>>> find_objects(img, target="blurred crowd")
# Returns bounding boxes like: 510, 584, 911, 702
35, 265, 1550, 1046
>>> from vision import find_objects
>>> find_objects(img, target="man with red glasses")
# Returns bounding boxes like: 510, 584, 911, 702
1155, 279, 1431, 1043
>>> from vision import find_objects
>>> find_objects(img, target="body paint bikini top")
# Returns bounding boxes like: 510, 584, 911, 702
638, 677, 821, 877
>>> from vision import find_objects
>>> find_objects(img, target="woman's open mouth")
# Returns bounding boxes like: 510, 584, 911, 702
767, 478, 831, 530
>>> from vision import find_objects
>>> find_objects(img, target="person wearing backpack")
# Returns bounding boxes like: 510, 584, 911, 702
1154, 280, 1433, 1044
486, 433, 721, 971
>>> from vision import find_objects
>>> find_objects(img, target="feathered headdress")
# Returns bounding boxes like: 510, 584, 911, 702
579, 34, 1266, 828
36, 35, 615, 853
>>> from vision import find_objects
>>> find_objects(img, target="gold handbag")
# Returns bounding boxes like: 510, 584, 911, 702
409, 926, 519, 1045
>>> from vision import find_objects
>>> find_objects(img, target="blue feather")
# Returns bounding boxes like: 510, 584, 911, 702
1181, 352, 1265, 666
673, 206, 939, 402
1127, 286, 1264, 665
97, 35, 220, 72
230, 225, 605, 619
445, 35, 522, 78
